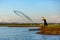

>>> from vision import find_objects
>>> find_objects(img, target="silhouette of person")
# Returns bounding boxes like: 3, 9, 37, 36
42, 17, 48, 27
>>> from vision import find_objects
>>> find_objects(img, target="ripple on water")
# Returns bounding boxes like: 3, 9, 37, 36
0, 27, 60, 40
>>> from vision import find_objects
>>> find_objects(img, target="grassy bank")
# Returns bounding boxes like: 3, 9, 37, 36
40, 23, 60, 28
37, 23, 60, 35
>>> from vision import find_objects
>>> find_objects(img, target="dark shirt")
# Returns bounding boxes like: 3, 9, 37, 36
43, 19, 48, 25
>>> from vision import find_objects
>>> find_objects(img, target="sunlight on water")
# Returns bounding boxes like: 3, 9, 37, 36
0, 27, 60, 40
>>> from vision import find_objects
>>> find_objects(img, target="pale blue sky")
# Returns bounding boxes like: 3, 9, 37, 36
0, 0, 60, 16
0, 0, 60, 23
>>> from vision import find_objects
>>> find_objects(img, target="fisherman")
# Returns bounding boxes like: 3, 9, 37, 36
42, 17, 48, 27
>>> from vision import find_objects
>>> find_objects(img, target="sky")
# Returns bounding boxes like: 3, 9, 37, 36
0, 0, 60, 23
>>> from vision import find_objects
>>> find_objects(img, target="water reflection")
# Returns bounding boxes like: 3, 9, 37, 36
0, 27, 60, 40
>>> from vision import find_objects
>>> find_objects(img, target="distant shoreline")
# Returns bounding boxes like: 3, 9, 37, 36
0, 23, 60, 27
0, 23, 40, 27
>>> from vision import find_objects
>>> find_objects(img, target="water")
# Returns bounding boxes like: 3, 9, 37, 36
0, 27, 60, 40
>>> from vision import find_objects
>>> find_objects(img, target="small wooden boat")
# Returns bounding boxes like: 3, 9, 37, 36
29, 28, 40, 31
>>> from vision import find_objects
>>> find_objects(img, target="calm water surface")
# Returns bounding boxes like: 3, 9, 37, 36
0, 27, 60, 40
